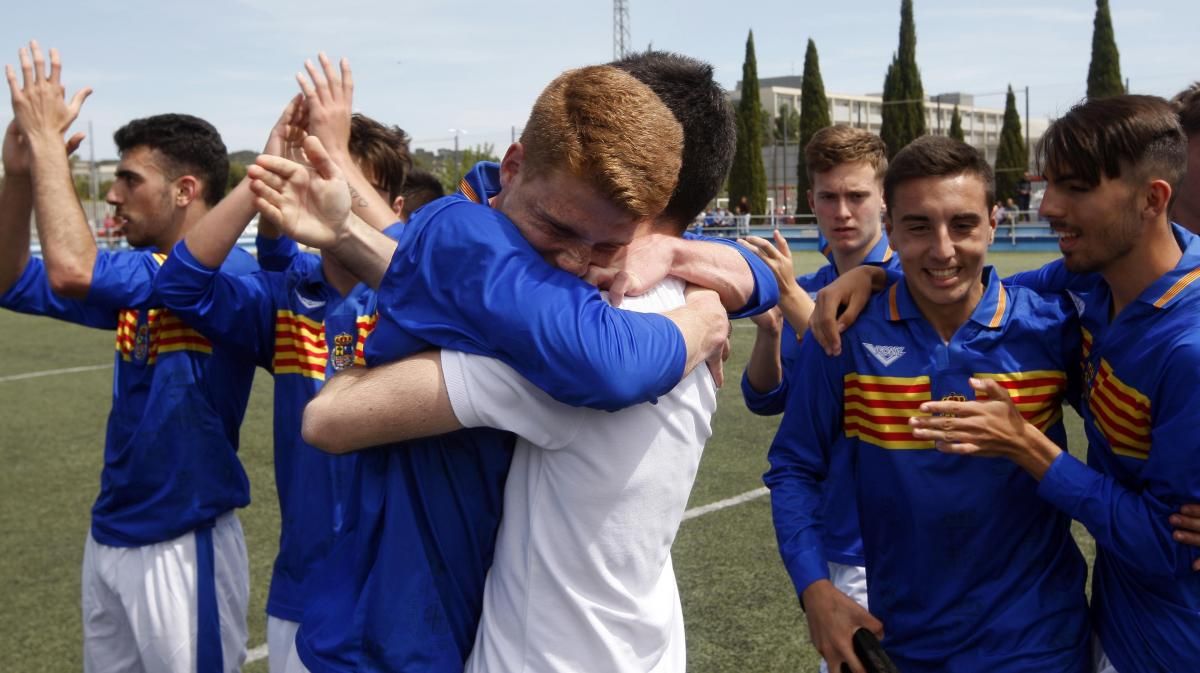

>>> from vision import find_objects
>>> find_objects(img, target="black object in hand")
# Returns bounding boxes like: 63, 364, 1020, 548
839, 628, 900, 673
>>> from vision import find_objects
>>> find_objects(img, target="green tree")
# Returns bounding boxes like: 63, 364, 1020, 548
774, 105, 800, 143
948, 105, 965, 142
728, 30, 768, 215
760, 108, 775, 144
795, 38, 832, 214
227, 162, 247, 194
880, 0, 926, 159
1087, 0, 1124, 99
436, 143, 499, 193
994, 85, 1028, 204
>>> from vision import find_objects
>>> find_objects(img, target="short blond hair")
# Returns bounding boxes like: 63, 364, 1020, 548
520, 65, 683, 219
805, 125, 888, 181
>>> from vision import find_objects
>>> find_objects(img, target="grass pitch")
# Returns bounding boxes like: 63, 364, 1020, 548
0, 251, 1091, 672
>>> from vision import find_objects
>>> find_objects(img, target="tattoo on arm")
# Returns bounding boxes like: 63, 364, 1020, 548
348, 185, 369, 209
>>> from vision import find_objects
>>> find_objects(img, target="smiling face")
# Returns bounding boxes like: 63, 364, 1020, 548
494, 144, 646, 276
1039, 169, 1143, 274
886, 173, 996, 331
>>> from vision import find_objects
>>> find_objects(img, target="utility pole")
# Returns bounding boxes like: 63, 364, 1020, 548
613, 0, 630, 60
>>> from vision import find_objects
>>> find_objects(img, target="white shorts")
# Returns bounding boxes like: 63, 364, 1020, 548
280, 634, 313, 673
81, 512, 249, 673
818, 562, 869, 673
1093, 634, 1119, 673
267, 617, 300, 673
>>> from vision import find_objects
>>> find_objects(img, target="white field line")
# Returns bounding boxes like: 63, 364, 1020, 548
246, 643, 269, 664
242, 486, 769, 661
0, 363, 109, 383
681, 486, 769, 521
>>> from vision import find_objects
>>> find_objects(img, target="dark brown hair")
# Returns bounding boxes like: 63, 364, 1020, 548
884, 135, 994, 210
1037, 94, 1186, 190
348, 114, 412, 201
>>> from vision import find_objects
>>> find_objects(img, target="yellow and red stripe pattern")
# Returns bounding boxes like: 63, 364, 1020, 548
114, 308, 212, 363
458, 178, 481, 205
843, 373, 934, 450
1087, 358, 1152, 460
274, 310, 328, 380
974, 370, 1066, 432
1151, 266, 1200, 308
353, 312, 378, 367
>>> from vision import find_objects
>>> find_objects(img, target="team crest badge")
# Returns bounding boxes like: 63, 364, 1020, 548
936, 392, 968, 417
331, 332, 355, 371
863, 342, 905, 367
133, 323, 151, 362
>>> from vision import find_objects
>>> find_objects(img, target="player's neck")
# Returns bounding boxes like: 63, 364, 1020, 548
1103, 218, 1181, 319
908, 279, 985, 343
833, 229, 882, 277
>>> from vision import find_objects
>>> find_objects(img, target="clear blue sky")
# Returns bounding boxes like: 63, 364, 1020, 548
2, 0, 1194, 160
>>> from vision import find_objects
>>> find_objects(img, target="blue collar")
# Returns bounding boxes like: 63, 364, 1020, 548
885, 265, 1009, 329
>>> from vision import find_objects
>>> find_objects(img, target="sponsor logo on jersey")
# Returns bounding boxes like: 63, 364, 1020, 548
331, 332, 355, 371
863, 342, 905, 367
1068, 291, 1086, 317
294, 290, 326, 310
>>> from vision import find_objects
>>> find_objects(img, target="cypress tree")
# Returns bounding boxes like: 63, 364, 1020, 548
994, 85, 1028, 203
948, 105, 965, 141
880, 0, 926, 159
1087, 0, 1124, 99
795, 38, 832, 214
728, 30, 768, 215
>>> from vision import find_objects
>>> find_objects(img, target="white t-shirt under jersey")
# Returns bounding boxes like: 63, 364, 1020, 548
441, 277, 717, 673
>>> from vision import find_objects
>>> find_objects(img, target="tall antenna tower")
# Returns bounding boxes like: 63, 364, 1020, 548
613, 0, 630, 60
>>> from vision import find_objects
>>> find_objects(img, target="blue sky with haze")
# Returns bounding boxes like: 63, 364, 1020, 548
2, 0, 1195, 159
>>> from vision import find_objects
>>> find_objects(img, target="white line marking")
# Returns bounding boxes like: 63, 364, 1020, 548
681, 486, 769, 521
246, 643, 269, 664
0, 363, 109, 383
240, 487, 770, 659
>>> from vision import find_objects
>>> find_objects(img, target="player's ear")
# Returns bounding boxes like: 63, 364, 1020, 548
390, 195, 405, 219
806, 189, 815, 213
175, 175, 201, 207
498, 142, 524, 189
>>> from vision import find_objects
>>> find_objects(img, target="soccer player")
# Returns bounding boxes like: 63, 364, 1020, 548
1170, 82, 1200, 234
904, 96, 1200, 673
738, 128, 899, 671
301, 279, 718, 673
154, 89, 413, 673
286, 55, 754, 673
766, 136, 1091, 673
251, 61, 754, 673
1, 42, 254, 671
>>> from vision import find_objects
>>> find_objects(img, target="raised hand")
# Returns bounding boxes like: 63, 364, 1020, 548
264, 93, 307, 157
5, 41, 91, 147
248, 135, 351, 251
296, 53, 353, 159
740, 230, 815, 336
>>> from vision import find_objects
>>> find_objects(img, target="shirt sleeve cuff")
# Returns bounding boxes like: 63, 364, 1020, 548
741, 368, 786, 416
784, 548, 831, 599
440, 349, 480, 428
1036, 451, 1094, 518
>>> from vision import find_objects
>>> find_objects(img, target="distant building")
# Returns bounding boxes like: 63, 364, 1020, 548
732, 75, 1048, 167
